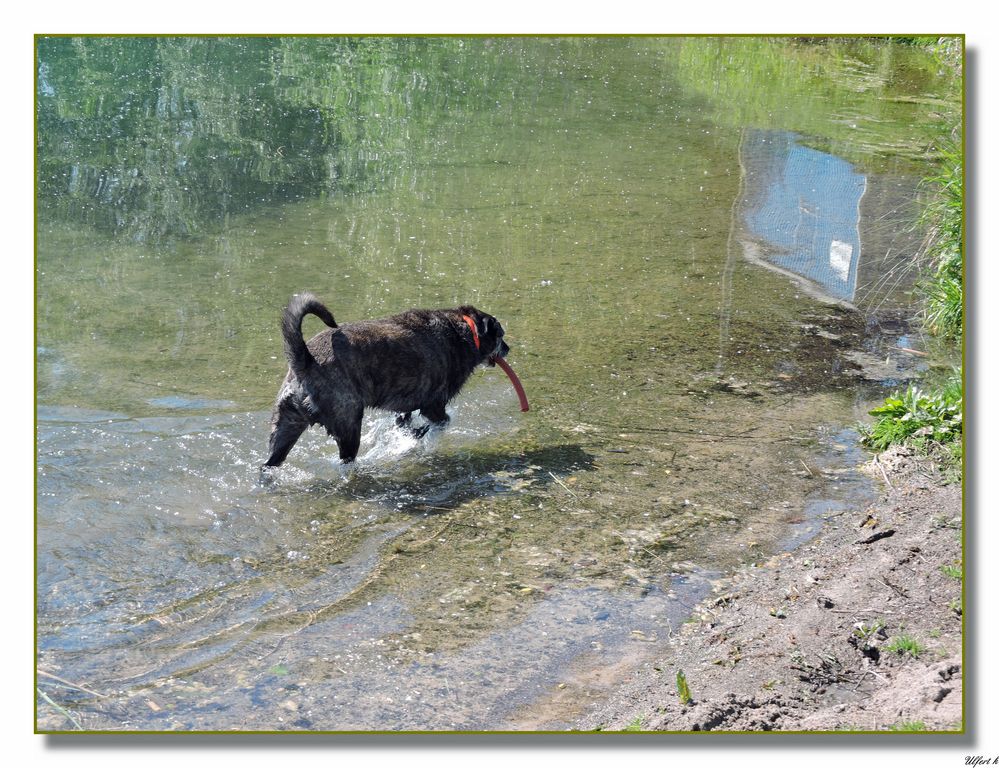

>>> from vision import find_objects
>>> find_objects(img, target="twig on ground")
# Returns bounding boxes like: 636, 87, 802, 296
874, 455, 894, 489
37, 669, 107, 698
548, 471, 579, 498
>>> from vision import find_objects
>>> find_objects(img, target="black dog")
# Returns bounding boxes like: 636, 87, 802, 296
263, 292, 511, 467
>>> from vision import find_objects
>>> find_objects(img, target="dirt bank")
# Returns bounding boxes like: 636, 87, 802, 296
571, 444, 963, 732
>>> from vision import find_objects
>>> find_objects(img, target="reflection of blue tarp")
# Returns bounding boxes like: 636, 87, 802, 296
741, 130, 866, 302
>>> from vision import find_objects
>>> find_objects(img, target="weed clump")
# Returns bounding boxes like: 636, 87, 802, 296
860, 376, 962, 451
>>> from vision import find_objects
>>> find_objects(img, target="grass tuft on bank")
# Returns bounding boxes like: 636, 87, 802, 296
920, 134, 964, 341
862, 124, 963, 464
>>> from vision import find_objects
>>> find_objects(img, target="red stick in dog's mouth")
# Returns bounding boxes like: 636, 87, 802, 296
491, 356, 530, 412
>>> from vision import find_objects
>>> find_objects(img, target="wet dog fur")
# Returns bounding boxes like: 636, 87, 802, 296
263, 292, 510, 468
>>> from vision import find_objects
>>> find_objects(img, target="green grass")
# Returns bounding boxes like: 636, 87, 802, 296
37, 687, 85, 730
919, 134, 964, 341
940, 563, 962, 580
887, 720, 927, 731
925, 269, 963, 340
885, 633, 926, 658
623, 716, 644, 732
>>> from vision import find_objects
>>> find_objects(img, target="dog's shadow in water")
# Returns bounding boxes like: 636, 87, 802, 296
283, 443, 597, 515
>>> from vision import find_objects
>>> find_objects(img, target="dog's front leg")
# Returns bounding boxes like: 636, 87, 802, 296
411, 402, 449, 439
263, 397, 310, 468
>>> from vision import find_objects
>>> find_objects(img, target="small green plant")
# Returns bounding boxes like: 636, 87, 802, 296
676, 669, 693, 706
932, 515, 961, 530
887, 720, 927, 732
860, 376, 962, 451
948, 598, 962, 615
624, 716, 644, 732
886, 633, 926, 658
940, 564, 963, 580
852, 619, 887, 646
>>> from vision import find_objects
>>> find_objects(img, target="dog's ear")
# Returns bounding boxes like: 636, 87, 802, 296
458, 306, 500, 341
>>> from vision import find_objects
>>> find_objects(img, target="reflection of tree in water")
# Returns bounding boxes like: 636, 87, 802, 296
36, 37, 531, 242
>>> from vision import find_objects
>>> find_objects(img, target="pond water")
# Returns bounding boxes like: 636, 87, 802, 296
35, 36, 960, 731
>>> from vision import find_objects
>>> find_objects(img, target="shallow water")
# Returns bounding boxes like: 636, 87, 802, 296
35, 36, 959, 731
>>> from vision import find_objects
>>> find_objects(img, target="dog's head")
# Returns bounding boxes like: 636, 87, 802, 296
459, 306, 510, 366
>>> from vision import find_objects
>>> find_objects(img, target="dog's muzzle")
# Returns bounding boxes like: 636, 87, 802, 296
487, 339, 511, 366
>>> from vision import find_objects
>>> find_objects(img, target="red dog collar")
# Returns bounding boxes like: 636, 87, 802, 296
461, 314, 480, 350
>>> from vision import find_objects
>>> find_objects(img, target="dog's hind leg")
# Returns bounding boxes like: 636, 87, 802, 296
264, 399, 309, 468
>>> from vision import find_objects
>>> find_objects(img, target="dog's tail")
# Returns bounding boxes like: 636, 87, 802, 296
282, 292, 338, 374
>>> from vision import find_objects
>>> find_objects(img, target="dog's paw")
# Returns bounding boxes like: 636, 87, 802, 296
258, 465, 278, 486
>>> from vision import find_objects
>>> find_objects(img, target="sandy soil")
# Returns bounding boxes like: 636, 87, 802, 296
570, 444, 963, 732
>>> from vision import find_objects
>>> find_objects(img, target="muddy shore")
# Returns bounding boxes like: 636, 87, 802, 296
560, 444, 963, 732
